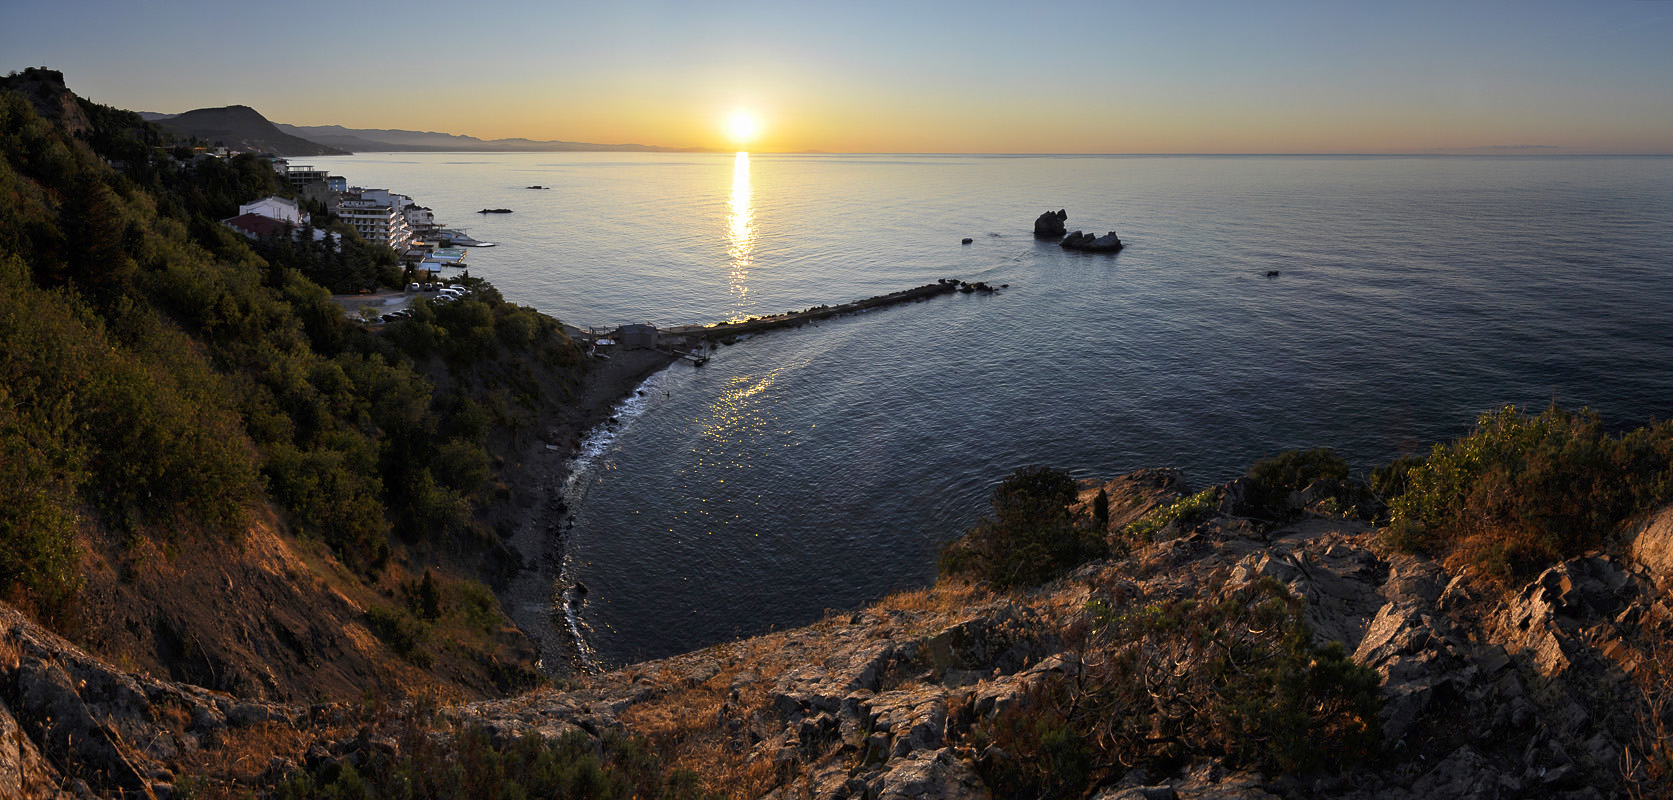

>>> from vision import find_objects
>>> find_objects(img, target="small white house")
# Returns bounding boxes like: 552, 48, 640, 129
238, 196, 307, 225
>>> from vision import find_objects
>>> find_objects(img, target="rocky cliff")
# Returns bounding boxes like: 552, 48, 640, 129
5, 470, 1669, 798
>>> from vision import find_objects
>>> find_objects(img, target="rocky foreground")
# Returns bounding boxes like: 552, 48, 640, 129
4, 470, 1671, 799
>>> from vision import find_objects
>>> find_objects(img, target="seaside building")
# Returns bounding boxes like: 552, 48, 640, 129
403, 203, 437, 239
221, 213, 292, 240
335, 190, 413, 253
238, 196, 307, 225
620, 324, 660, 349
281, 163, 339, 205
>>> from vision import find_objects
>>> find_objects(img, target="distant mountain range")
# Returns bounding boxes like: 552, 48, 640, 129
271, 123, 714, 154
142, 109, 712, 154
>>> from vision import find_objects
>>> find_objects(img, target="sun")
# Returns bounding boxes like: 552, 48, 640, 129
725, 110, 763, 147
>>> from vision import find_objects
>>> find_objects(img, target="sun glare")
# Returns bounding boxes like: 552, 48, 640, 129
725, 110, 763, 147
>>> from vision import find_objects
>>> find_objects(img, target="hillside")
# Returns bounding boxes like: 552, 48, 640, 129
6, 463, 1673, 798
156, 105, 346, 156
0, 69, 621, 708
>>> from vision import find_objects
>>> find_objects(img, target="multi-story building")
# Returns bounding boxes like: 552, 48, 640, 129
404, 204, 437, 239
282, 164, 330, 192
335, 191, 412, 252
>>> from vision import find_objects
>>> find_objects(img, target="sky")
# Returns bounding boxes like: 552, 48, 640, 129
5, 0, 1673, 154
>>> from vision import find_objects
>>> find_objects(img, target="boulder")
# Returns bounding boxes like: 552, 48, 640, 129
1033, 209, 1067, 239
0, 699, 65, 800
872, 748, 991, 800
1629, 505, 1673, 587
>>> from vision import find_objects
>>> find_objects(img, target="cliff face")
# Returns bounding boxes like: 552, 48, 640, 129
5, 471, 1669, 798
0, 68, 92, 135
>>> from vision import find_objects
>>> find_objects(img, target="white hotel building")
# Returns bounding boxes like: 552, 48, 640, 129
334, 189, 413, 252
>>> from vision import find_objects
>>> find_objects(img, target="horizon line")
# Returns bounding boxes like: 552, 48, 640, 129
314, 150, 1673, 158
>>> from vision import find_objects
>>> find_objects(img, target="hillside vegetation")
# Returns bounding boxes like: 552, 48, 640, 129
0, 68, 584, 699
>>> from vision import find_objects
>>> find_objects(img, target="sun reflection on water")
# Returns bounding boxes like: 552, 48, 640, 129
727, 152, 755, 322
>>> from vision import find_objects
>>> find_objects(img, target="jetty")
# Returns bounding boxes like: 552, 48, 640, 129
662, 279, 987, 340
572, 279, 996, 364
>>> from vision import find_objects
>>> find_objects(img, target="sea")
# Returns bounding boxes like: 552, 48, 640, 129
316, 151, 1673, 667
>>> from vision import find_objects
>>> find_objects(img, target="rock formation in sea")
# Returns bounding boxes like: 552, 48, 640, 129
1061, 229, 1124, 252
1033, 209, 1068, 238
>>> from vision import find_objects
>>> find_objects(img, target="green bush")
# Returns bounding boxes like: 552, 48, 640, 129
1120, 487, 1219, 542
263, 442, 389, 560
1369, 454, 1424, 501
971, 579, 1381, 797
940, 466, 1106, 588
1245, 447, 1350, 518
0, 391, 82, 607
274, 726, 720, 800
970, 687, 1095, 800
1387, 405, 1673, 579
365, 604, 431, 667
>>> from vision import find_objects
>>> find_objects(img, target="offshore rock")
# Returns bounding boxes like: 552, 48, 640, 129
1061, 230, 1124, 252
1033, 209, 1067, 238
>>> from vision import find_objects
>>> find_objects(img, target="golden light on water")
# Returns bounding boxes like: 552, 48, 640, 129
726, 151, 755, 321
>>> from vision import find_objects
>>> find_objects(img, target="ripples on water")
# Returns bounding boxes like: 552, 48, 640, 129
324, 152, 1673, 665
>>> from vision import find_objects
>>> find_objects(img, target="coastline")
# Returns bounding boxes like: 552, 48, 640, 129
497, 346, 682, 675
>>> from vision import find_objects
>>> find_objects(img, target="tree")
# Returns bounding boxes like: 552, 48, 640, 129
941, 466, 1106, 588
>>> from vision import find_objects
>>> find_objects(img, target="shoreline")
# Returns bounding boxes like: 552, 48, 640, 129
497, 346, 682, 675
493, 280, 976, 672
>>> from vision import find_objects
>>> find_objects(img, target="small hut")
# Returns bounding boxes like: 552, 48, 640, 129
619, 324, 659, 350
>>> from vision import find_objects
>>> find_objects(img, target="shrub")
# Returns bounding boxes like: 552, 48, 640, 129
365, 604, 431, 667
971, 579, 1381, 797
939, 466, 1105, 588
1245, 447, 1350, 518
274, 725, 721, 800
969, 685, 1095, 800
263, 442, 390, 561
1388, 406, 1673, 580
0, 391, 83, 608
1370, 454, 1424, 501
1120, 487, 1219, 542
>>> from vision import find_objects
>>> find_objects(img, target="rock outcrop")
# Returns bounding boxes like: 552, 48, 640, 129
4, 487, 1670, 798
1033, 209, 1067, 238
1060, 230, 1124, 252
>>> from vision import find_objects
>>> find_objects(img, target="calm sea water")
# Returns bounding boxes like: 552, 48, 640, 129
321, 152, 1673, 666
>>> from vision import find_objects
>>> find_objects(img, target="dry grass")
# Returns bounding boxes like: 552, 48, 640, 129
1625, 620, 1673, 799
0, 631, 20, 670
873, 579, 997, 620
615, 658, 782, 797
174, 719, 344, 800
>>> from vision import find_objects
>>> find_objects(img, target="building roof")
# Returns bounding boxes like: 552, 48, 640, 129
245, 195, 298, 209
222, 213, 290, 238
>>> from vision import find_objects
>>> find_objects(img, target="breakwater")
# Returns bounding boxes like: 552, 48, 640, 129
660, 278, 995, 340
